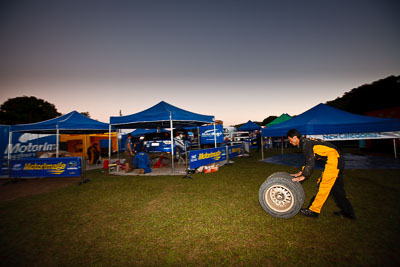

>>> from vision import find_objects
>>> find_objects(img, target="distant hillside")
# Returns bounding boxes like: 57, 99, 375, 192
326, 75, 400, 114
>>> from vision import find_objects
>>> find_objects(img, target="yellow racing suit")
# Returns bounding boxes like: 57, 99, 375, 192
300, 137, 354, 215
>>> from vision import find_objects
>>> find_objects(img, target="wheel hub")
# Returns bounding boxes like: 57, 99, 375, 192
265, 185, 294, 213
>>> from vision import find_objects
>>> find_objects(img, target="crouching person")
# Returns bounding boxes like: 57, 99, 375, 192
134, 147, 152, 174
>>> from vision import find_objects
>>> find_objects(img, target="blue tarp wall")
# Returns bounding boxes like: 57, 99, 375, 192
1, 125, 57, 159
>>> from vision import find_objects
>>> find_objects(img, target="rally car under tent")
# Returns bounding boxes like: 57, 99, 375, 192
109, 101, 217, 172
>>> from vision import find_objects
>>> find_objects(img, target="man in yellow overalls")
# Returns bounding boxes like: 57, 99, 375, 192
287, 129, 355, 219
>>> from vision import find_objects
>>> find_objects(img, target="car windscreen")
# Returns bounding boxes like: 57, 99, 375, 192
143, 132, 171, 141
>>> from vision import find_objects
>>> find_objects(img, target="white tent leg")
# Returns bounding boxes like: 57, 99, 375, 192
8, 131, 12, 161
213, 122, 217, 148
261, 136, 264, 160
84, 134, 87, 160
169, 112, 175, 173
170, 113, 174, 173
394, 138, 397, 159
116, 129, 120, 159
56, 128, 59, 158
8, 131, 12, 178
108, 125, 111, 162
197, 127, 200, 148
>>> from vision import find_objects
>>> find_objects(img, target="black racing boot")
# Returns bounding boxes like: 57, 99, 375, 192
299, 208, 319, 218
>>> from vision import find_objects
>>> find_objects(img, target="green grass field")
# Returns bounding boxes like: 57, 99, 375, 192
1, 149, 399, 266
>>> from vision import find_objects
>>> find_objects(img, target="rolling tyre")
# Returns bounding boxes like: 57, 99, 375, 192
259, 173, 305, 219
266, 172, 305, 205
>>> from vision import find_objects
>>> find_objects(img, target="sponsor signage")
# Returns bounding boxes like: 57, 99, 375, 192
228, 144, 242, 158
188, 144, 242, 169
200, 125, 224, 144
308, 131, 400, 141
0, 126, 57, 159
189, 147, 226, 169
6, 157, 82, 178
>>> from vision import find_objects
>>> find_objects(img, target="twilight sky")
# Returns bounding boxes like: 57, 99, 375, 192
1, 0, 399, 126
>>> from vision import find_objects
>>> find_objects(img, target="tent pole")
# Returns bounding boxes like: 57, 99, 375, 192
8, 130, 12, 178
7, 130, 12, 161
108, 125, 111, 162
116, 129, 119, 159
170, 112, 174, 173
394, 138, 397, 159
261, 136, 264, 160
56, 127, 59, 158
84, 134, 87, 161
213, 122, 217, 148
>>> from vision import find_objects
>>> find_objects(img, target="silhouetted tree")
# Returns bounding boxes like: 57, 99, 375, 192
0, 96, 61, 124
81, 112, 91, 118
262, 116, 278, 126
326, 75, 400, 114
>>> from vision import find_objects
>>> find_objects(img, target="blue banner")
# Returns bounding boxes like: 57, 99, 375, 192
228, 144, 242, 159
189, 147, 227, 169
200, 125, 224, 144
8, 157, 82, 178
189, 144, 244, 169
0, 126, 57, 160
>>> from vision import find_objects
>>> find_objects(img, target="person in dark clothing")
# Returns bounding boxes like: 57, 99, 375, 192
134, 138, 143, 154
124, 133, 135, 172
134, 147, 152, 174
287, 129, 355, 219
87, 146, 92, 162
88, 143, 100, 165
256, 130, 262, 152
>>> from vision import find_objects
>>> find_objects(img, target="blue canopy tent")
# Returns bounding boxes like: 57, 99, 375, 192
109, 101, 216, 172
262, 104, 400, 137
110, 101, 214, 128
261, 103, 400, 158
237, 120, 261, 131
9, 111, 113, 158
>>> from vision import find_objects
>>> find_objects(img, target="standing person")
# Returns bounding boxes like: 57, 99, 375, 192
88, 143, 100, 165
267, 137, 272, 149
256, 130, 262, 152
92, 143, 100, 164
124, 133, 134, 172
286, 129, 355, 219
87, 144, 93, 163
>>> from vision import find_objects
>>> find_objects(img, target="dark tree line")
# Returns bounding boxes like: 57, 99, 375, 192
0, 96, 92, 125
2, 75, 399, 126
250, 75, 400, 127
326, 75, 400, 115
0, 96, 61, 125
